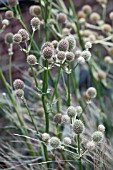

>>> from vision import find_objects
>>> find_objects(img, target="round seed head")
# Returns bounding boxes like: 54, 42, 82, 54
81, 50, 91, 61
104, 56, 112, 64
98, 124, 105, 132
77, 56, 85, 64
37, 108, 44, 118
77, 11, 86, 19
86, 141, 96, 150
15, 89, 24, 98
42, 46, 54, 60
53, 113, 62, 124
102, 24, 112, 33
98, 70, 106, 80
18, 29, 29, 42
109, 12, 113, 20
75, 106, 83, 117
62, 28, 70, 36
90, 12, 100, 23
41, 42, 54, 51
63, 137, 71, 145
52, 40, 58, 48
2, 19, 9, 26
85, 42, 92, 49
13, 79, 25, 90
86, 87, 97, 98
13, 33, 22, 44
92, 131, 103, 142
8, 0, 19, 7
61, 115, 70, 124
5, 33, 13, 44
66, 36, 76, 51
72, 119, 84, 134
66, 52, 74, 62
31, 17, 41, 30
76, 50, 82, 57
82, 5, 92, 15
28, 67, 37, 77
27, 54, 37, 65
67, 106, 76, 117
57, 51, 65, 61
58, 39, 69, 52
29, 5, 41, 16
5, 10, 14, 19
57, 13, 67, 24
42, 133, 50, 142
50, 137, 60, 148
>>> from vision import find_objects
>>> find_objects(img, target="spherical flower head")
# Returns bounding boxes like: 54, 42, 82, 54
75, 106, 83, 117
58, 39, 69, 52
31, 17, 41, 30
15, 89, 24, 98
104, 56, 112, 64
53, 113, 62, 124
86, 87, 97, 98
27, 55, 37, 65
86, 141, 96, 150
50, 137, 60, 148
52, 40, 58, 49
82, 5, 92, 15
62, 28, 70, 36
72, 119, 84, 134
102, 24, 112, 34
2, 19, 9, 26
5, 33, 13, 44
57, 13, 67, 24
42, 46, 54, 60
98, 70, 106, 80
67, 106, 76, 118
77, 56, 85, 64
77, 11, 86, 19
37, 108, 44, 118
81, 50, 91, 61
65, 36, 76, 51
29, 5, 41, 17
28, 67, 37, 77
98, 124, 105, 132
85, 42, 92, 49
8, 0, 19, 7
13, 79, 25, 90
18, 29, 29, 42
92, 131, 103, 142
66, 52, 74, 62
42, 133, 50, 142
76, 50, 82, 57
109, 12, 113, 20
63, 137, 71, 145
13, 33, 22, 44
90, 12, 100, 23
5, 10, 14, 19
57, 51, 66, 61
61, 115, 70, 124
41, 42, 54, 51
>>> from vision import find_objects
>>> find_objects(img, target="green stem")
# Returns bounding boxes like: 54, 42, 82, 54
77, 134, 82, 170
67, 64, 71, 106
9, 53, 12, 88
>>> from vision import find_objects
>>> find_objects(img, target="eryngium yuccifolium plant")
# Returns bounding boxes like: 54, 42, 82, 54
63, 137, 71, 145
92, 131, 103, 142
31, 17, 41, 30
65, 52, 74, 62
50, 137, 60, 148
13, 33, 22, 44
75, 106, 83, 117
65, 36, 76, 51
13, 79, 25, 90
86, 87, 97, 99
18, 29, 29, 42
27, 54, 37, 65
58, 39, 69, 51
15, 89, 24, 98
28, 67, 37, 77
5, 10, 14, 19
57, 51, 66, 61
8, 0, 19, 7
2, 19, 9, 26
98, 124, 105, 132
77, 56, 85, 64
42, 46, 54, 60
29, 5, 41, 17
86, 141, 96, 150
53, 113, 62, 124
5, 33, 13, 44
81, 50, 91, 61
72, 119, 84, 134
61, 115, 70, 124
67, 106, 76, 118
42, 133, 50, 142
57, 13, 67, 24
